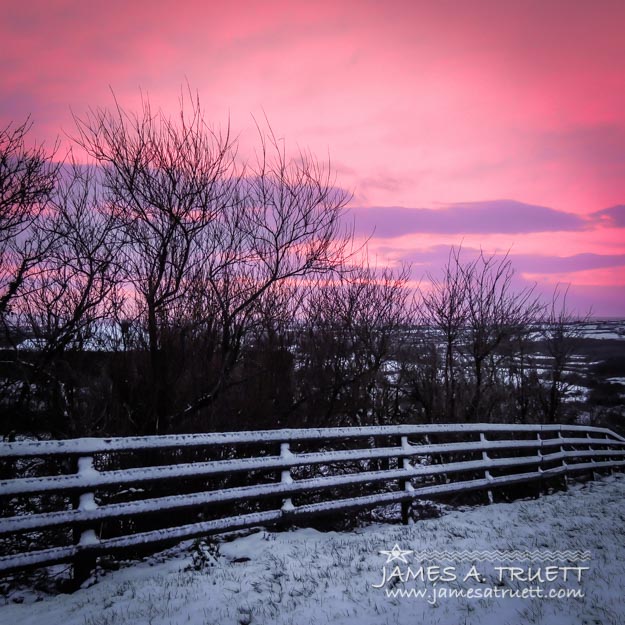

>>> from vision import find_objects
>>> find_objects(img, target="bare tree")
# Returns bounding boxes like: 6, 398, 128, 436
420, 247, 469, 421
72, 92, 240, 432
71, 94, 352, 433
540, 285, 586, 423
460, 250, 544, 421
418, 247, 545, 422
22, 164, 121, 348
0, 119, 59, 323
10, 163, 122, 435
167, 127, 353, 430
503, 319, 544, 424
295, 261, 411, 427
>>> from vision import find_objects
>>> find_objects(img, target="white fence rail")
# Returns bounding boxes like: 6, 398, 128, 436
1, 423, 624, 583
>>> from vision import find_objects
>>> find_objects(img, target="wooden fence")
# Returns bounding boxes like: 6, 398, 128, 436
1, 423, 624, 583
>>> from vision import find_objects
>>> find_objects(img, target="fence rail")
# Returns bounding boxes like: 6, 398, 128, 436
1, 423, 624, 583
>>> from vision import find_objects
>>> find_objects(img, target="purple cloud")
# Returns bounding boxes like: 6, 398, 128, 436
505, 252, 625, 274
591, 205, 625, 228
395, 246, 625, 275
391, 245, 625, 316
350, 200, 586, 237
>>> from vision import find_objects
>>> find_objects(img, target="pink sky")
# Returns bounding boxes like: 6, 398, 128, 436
2, 0, 624, 315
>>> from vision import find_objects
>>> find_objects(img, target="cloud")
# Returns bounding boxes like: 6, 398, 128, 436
350, 200, 586, 237
395, 244, 625, 271
384, 244, 625, 316
553, 284, 625, 318
591, 205, 625, 228
513, 253, 625, 274
393, 244, 625, 272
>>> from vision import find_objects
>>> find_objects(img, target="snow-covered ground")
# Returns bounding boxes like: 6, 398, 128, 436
2, 475, 625, 625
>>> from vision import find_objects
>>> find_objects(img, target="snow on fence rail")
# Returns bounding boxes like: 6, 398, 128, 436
1, 423, 624, 584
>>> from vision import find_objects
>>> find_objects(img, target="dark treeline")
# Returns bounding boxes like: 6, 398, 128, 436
0, 95, 586, 439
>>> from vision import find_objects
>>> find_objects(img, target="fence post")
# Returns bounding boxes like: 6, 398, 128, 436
587, 433, 597, 481
480, 433, 494, 504
72, 455, 99, 588
400, 436, 413, 524
604, 433, 614, 475
535, 433, 543, 498
279, 443, 295, 516
559, 431, 569, 490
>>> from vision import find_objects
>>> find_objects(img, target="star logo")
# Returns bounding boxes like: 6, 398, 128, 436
379, 544, 413, 564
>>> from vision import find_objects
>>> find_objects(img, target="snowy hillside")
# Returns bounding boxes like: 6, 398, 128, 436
2, 474, 625, 625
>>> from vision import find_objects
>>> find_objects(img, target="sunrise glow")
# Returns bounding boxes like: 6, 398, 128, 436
2, 0, 624, 315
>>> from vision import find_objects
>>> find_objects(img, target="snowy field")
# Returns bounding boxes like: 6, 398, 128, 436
2, 475, 625, 625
